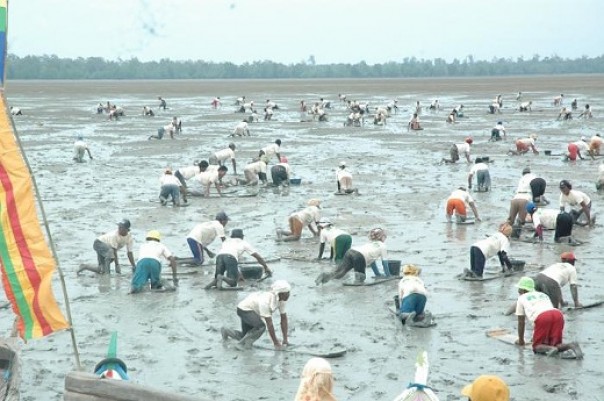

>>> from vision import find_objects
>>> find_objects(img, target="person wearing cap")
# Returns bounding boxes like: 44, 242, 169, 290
174, 161, 207, 204
238, 156, 268, 186
514, 276, 582, 358
73, 136, 93, 163
445, 187, 481, 223
564, 137, 594, 161
259, 139, 282, 163
158, 168, 182, 207
395, 264, 431, 326
533, 252, 582, 309
336, 162, 357, 194
464, 222, 513, 278
490, 121, 506, 141
205, 228, 271, 290
461, 375, 509, 401
220, 280, 290, 349
193, 165, 229, 197
317, 221, 352, 263
294, 357, 337, 401
440, 137, 472, 164
185, 212, 229, 266
79, 219, 136, 275
277, 199, 322, 242
558, 180, 594, 226
231, 120, 250, 137
209, 143, 237, 175
271, 156, 292, 187
510, 134, 539, 155
315, 228, 390, 284
130, 230, 178, 293
525, 202, 574, 243
467, 158, 490, 192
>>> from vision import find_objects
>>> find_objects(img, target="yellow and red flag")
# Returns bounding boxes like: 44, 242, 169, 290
0, 0, 69, 339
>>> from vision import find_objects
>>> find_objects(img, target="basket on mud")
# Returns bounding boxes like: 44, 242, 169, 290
509, 259, 526, 271
388, 260, 402, 276
240, 265, 263, 280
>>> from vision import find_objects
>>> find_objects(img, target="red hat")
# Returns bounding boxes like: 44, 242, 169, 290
560, 252, 576, 261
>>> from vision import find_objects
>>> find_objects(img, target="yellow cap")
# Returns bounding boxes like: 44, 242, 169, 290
461, 375, 509, 401
146, 230, 161, 241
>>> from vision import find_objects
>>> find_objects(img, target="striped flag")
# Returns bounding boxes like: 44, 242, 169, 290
0, 0, 69, 338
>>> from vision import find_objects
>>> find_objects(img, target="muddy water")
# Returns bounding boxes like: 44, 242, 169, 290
2, 75, 604, 401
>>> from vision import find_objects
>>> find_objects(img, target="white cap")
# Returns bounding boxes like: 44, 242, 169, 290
271, 280, 291, 294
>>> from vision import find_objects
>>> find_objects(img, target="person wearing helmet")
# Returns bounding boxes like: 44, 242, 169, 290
525, 202, 574, 243
564, 137, 594, 161
78, 219, 136, 275
490, 121, 506, 141
130, 230, 178, 294
158, 168, 182, 207
193, 165, 229, 197
515, 276, 582, 358
316, 220, 352, 263
440, 137, 472, 164
209, 143, 237, 175
336, 161, 358, 194
510, 134, 538, 156
205, 229, 271, 290
464, 223, 513, 278
259, 139, 282, 163
558, 180, 594, 226
220, 280, 290, 349
467, 158, 490, 192
73, 135, 93, 163
270, 156, 292, 187
534, 252, 582, 309
445, 187, 481, 223
315, 228, 390, 285
277, 199, 322, 242
185, 212, 229, 266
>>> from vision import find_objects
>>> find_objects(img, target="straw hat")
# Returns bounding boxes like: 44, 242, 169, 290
402, 264, 421, 276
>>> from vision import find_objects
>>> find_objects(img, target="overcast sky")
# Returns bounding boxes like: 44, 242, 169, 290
9, 0, 604, 65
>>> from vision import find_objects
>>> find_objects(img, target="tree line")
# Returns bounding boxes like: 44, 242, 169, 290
6, 54, 604, 80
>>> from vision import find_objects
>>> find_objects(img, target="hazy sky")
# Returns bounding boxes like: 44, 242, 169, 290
9, 0, 604, 65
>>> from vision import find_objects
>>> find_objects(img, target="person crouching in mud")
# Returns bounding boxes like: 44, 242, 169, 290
464, 222, 513, 278
394, 264, 433, 326
315, 228, 390, 285
277, 199, 322, 242
130, 230, 178, 293
220, 280, 290, 350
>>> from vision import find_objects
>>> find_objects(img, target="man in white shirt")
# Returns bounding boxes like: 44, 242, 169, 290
205, 229, 271, 290
490, 121, 506, 141
565, 137, 594, 161
465, 223, 513, 278
514, 277, 582, 358
174, 161, 205, 204
159, 168, 182, 206
519, 101, 532, 112
559, 180, 594, 226
239, 158, 268, 186
194, 165, 228, 197
445, 187, 481, 223
209, 143, 237, 175
73, 136, 93, 163
221, 280, 291, 350
232, 120, 250, 136
277, 199, 321, 242
441, 137, 472, 164
525, 202, 574, 243
78, 219, 136, 275
467, 158, 490, 192
186, 212, 229, 265
149, 122, 175, 140
130, 230, 177, 293
316, 220, 352, 263
534, 252, 581, 309
511, 134, 539, 155
259, 139, 282, 163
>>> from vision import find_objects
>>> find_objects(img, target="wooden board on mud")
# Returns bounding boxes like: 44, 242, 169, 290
343, 276, 400, 287
486, 328, 530, 347
565, 300, 604, 311
254, 344, 347, 358
458, 268, 525, 282
385, 306, 437, 328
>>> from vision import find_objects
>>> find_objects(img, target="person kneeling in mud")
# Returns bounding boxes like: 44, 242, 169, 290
220, 280, 290, 350
467, 158, 491, 192
464, 223, 513, 278
316, 228, 390, 285
205, 229, 271, 290
237, 157, 268, 186
394, 264, 432, 326
277, 199, 322, 242
130, 230, 178, 293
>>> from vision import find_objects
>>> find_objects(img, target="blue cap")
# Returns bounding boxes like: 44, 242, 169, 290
525, 202, 537, 213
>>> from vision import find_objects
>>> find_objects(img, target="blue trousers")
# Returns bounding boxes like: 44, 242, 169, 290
187, 237, 204, 265
400, 293, 427, 315
131, 258, 162, 293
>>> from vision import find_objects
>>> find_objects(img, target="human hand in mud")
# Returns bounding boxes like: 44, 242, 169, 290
206, 249, 216, 258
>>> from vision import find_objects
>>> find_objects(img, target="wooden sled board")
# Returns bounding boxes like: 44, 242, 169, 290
566, 300, 604, 311
343, 276, 400, 287
486, 328, 530, 347
458, 268, 524, 281
254, 344, 347, 358
385, 306, 437, 328
445, 220, 475, 225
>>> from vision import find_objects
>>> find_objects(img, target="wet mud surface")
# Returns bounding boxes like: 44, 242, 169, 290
2, 75, 604, 400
